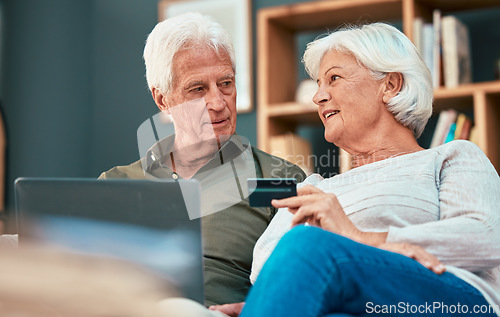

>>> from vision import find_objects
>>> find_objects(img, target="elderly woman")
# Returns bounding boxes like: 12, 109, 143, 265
225, 23, 500, 317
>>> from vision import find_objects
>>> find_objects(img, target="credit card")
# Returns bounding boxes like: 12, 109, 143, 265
247, 178, 297, 207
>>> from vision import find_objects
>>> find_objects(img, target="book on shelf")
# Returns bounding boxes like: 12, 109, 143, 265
444, 122, 457, 144
453, 112, 472, 140
413, 17, 423, 55
429, 109, 474, 148
269, 132, 313, 175
416, 9, 441, 88
432, 9, 442, 89
457, 116, 472, 140
421, 22, 435, 85
413, 13, 472, 89
441, 15, 472, 88
430, 109, 457, 148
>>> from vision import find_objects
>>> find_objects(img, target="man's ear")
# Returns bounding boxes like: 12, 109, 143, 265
382, 72, 403, 104
151, 87, 169, 113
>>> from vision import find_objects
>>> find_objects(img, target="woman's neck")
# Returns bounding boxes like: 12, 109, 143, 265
350, 145, 422, 168
343, 126, 424, 168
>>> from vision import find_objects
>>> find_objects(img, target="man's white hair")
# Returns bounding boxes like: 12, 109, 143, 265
143, 12, 236, 95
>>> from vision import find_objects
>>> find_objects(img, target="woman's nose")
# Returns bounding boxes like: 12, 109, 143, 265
313, 87, 330, 106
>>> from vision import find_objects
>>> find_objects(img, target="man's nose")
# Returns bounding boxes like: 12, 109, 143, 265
206, 86, 226, 111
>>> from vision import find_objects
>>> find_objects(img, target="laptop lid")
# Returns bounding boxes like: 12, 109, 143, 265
14, 177, 204, 304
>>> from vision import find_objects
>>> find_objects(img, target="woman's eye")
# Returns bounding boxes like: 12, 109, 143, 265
331, 75, 340, 81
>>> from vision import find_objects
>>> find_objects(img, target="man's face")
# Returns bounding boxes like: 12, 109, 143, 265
162, 46, 237, 145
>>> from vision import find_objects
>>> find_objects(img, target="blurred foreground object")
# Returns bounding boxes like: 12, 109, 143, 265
0, 243, 180, 316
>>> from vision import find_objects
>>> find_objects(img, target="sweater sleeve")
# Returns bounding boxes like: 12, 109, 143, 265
386, 141, 500, 271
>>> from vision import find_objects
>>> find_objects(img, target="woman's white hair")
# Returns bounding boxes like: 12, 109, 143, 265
143, 12, 235, 95
303, 23, 433, 138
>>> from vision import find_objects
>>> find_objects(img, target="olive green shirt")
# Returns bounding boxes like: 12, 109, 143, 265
99, 135, 305, 305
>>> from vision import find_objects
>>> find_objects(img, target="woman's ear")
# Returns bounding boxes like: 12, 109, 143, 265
382, 72, 403, 104
151, 87, 170, 113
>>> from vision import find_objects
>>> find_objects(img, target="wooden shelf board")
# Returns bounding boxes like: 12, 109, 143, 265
260, 0, 403, 32
434, 80, 500, 99
416, 0, 500, 13
432, 81, 500, 112
267, 102, 321, 125
264, 81, 500, 117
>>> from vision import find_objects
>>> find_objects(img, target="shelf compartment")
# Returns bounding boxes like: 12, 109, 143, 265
257, 0, 500, 173
267, 102, 320, 124
415, 0, 500, 13
260, 0, 403, 32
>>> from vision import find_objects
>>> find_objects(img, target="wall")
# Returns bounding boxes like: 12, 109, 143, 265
89, 0, 159, 174
1, 0, 93, 231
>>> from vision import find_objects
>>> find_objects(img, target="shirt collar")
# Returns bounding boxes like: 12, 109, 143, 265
142, 134, 249, 178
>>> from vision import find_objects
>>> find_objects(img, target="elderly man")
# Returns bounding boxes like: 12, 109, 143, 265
99, 12, 305, 306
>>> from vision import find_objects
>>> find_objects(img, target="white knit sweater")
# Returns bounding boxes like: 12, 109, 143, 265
251, 140, 500, 314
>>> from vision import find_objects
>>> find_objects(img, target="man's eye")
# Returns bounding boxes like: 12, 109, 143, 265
331, 75, 340, 81
220, 81, 232, 86
190, 87, 203, 92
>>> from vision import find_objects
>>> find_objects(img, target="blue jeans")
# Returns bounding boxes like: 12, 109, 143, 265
241, 225, 496, 317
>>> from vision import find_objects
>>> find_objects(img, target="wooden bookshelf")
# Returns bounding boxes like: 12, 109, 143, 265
257, 0, 500, 172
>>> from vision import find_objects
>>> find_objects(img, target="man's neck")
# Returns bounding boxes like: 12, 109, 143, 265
167, 138, 221, 179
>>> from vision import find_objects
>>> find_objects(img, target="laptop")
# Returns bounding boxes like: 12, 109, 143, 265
14, 177, 204, 304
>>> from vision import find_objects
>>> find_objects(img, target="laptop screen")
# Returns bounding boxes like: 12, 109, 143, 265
14, 177, 204, 304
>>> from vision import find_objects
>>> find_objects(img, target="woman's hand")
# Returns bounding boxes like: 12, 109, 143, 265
208, 302, 245, 317
271, 185, 360, 238
378, 242, 446, 274
272, 185, 445, 275
272, 185, 387, 245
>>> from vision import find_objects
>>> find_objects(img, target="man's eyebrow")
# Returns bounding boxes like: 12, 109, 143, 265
219, 73, 235, 81
185, 80, 206, 90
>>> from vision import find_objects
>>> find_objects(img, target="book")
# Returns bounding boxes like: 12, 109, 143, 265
429, 110, 475, 148
444, 122, 457, 143
457, 116, 472, 140
453, 113, 467, 139
432, 9, 442, 88
422, 23, 435, 83
429, 109, 458, 148
413, 17, 424, 56
270, 133, 313, 175
441, 15, 472, 88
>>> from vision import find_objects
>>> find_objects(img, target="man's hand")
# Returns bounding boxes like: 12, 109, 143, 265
208, 302, 245, 317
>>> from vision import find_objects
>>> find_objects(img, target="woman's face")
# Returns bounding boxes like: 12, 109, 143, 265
313, 50, 388, 148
